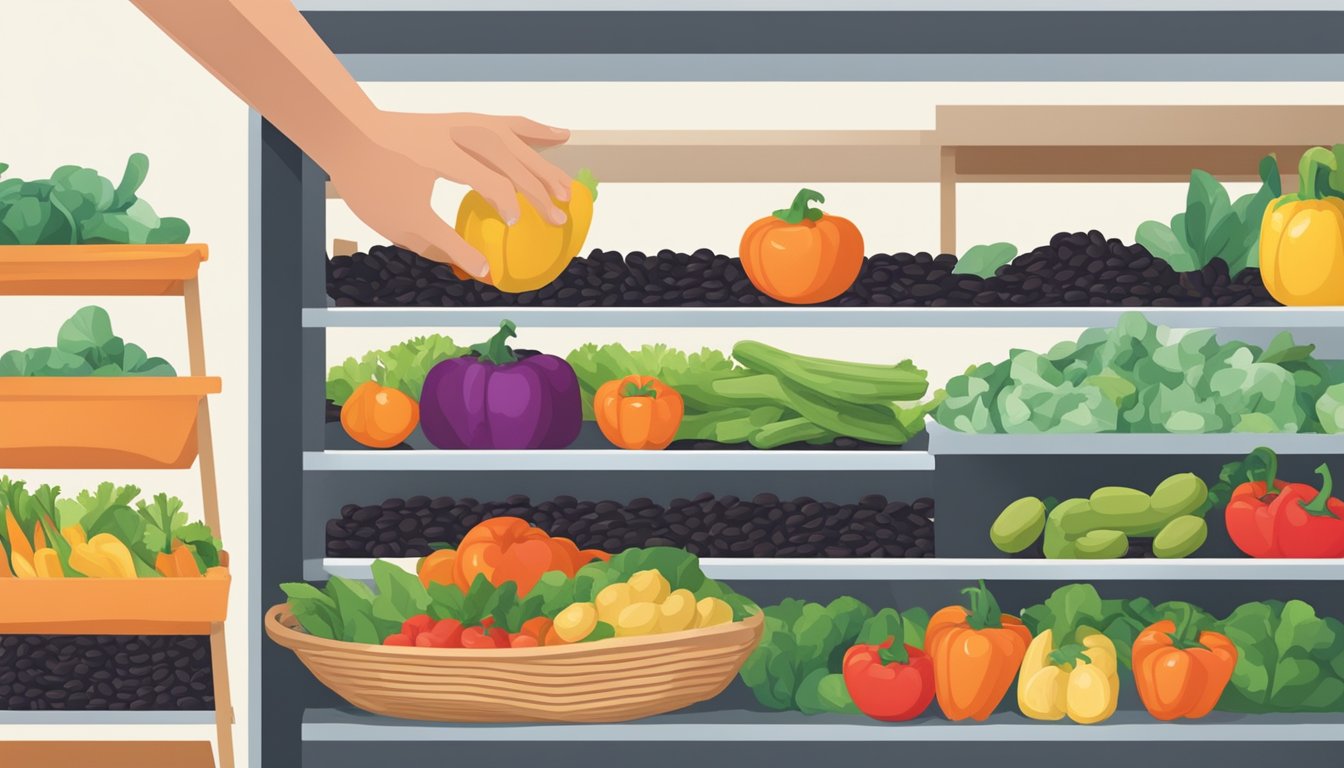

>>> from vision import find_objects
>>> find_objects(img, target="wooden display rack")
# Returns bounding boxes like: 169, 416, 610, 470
0, 245, 234, 768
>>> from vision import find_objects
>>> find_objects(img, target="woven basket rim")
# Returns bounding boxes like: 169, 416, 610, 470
265, 602, 762, 659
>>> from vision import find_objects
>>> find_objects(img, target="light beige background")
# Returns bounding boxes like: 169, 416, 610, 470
7, 2, 1344, 765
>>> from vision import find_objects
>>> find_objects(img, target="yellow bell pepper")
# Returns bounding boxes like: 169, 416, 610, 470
69, 533, 138, 579
1260, 146, 1344, 305
62, 524, 87, 548
1017, 628, 1119, 724
32, 548, 64, 578
453, 169, 597, 293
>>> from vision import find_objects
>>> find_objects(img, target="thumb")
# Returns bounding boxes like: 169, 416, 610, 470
398, 216, 491, 280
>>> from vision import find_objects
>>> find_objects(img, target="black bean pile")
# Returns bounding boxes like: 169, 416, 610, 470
326, 233, 1278, 308
0, 635, 213, 710
327, 493, 935, 559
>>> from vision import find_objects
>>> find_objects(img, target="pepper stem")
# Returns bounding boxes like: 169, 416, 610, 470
1246, 446, 1280, 493
576, 168, 599, 201
1298, 147, 1338, 201
962, 580, 1004, 631
470, 320, 519, 366
1047, 643, 1093, 668
1299, 463, 1341, 519
876, 607, 909, 665
1166, 604, 1207, 650
622, 380, 659, 399
771, 188, 826, 225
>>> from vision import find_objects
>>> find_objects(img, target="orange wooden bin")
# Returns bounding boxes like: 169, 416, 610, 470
0, 376, 222, 469
0, 244, 207, 295
0, 243, 218, 469
0, 557, 231, 635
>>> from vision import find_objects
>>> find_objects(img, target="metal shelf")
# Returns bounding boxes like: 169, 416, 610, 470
926, 424, 1344, 456
306, 306, 1344, 329
304, 449, 934, 472
302, 707, 1344, 742
0, 711, 216, 726
309, 557, 1344, 583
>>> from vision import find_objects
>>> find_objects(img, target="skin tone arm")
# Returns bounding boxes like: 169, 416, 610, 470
131, 0, 574, 278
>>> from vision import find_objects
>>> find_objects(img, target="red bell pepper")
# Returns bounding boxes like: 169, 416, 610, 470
1225, 447, 1344, 558
1270, 464, 1344, 558
842, 631, 934, 722
1225, 447, 1290, 557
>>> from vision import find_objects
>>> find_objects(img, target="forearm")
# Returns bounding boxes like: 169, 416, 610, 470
131, 0, 379, 169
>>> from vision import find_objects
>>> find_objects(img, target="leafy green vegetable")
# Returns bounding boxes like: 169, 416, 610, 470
952, 242, 1018, 279
1318, 383, 1344, 433
325, 333, 463, 405
0, 306, 175, 377
738, 597, 929, 714
1135, 155, 1280, 277
935, 312, 1342, 434
0, 154, 189, 245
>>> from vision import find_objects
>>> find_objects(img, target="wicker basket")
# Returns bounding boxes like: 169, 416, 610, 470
265, 603, 763, 723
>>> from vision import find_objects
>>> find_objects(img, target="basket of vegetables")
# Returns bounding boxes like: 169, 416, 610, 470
267, 519, 762, 722
0, 306, 220, 468
0, 478, 229, 633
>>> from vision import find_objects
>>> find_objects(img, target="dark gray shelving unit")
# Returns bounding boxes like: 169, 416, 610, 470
251, 4, 1344, 766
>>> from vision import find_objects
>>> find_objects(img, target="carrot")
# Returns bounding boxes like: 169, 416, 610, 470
5, 507, 33, 562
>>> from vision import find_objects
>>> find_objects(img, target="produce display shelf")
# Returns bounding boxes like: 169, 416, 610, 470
0, 244, 207, 297
926, 424, 1344, 456
302, 707, 1344, 742
303, 449, 935, 472
304, 306, 1344, 329
0, 711, 217, 727
309, 557, 1344, 583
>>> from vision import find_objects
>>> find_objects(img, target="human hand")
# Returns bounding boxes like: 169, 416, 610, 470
328, 111, 573, 278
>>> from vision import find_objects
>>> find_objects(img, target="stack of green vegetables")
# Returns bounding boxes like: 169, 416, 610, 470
937, 312, 1344, 434
0, 154, 190, 245
282, 546, 756, 645
326, 335, 940, 448
0, 306, 176, 377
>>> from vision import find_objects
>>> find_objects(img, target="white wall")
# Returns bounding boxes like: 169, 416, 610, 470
7, 2, 1344, 766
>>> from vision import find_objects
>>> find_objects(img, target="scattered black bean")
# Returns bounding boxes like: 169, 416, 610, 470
327, 494, 935, 559
0, 636, 213, 710
326, 234, 1278, 308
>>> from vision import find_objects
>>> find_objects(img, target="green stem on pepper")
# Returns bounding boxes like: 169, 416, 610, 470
1245, 446, 1280, 494
1299, 464, 1342, 519
962, 579, 1004, 631
772, 188, 826, 225
1048, 643, 1094, 668
1298, 147, 1339, 201
470, 320, 519, 366
1166, 604, 1207, 650
622, 380, 661, 399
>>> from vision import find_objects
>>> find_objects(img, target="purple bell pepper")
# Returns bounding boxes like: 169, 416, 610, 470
419, 320, 582, 450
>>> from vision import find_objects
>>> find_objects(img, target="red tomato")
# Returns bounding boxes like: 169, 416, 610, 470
510, 633, 540, 648
383, 633, 413, 647
460, 625, 511, 649
427, 618, 463, 648
402, 614, 434, 638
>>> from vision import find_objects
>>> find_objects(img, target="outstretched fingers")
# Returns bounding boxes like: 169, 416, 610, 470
397, 215, 490, 279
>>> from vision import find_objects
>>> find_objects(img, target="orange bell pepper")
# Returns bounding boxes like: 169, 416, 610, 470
156, 545, 203, 578
594, 375, 685, 450
1132, 608, 1238, 721
925, 580, 1033, 721
739, 188, 865, 305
